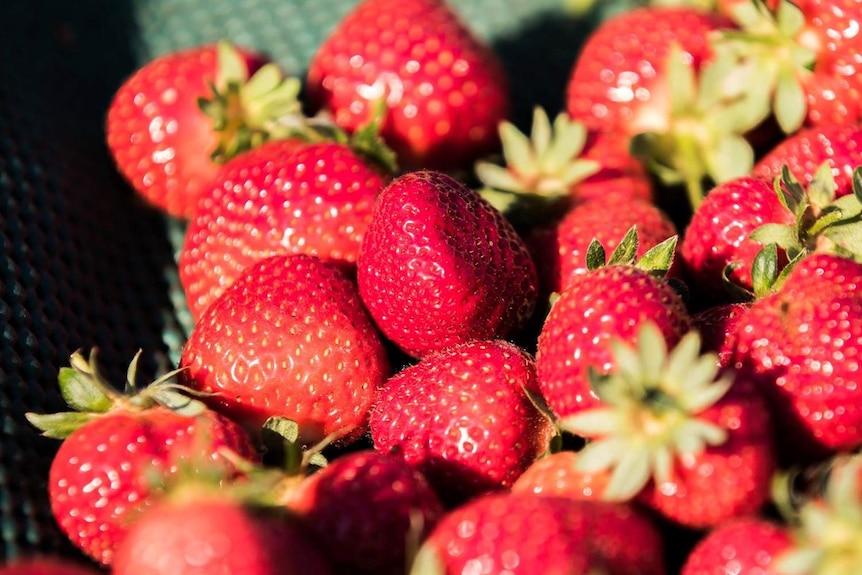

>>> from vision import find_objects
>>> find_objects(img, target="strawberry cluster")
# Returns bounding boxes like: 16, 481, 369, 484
9, 0, 862, 574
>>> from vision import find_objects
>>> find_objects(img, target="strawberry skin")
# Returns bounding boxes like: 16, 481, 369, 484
536, 265, 692, 420
681, 175, 794, 302
566, 6, 728, 136
370, 340, 554, 506
0, 558, 102, 575
112, 493, 332, 575
180, 254, 391, 446
680, 517, 793, 575
357, 170, 538, 358
281, 450, 444, 575
48, 407, 256, 566
106, 43, 267, 219
179, 139, 388, 320
511, 451, 613, 501
414, 492, 666, 575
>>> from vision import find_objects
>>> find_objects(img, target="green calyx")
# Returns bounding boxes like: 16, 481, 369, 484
477, 107, 601, 226
713, 0, 817, 134
775, 454, 862, 575
743, 164, 862, 297
25, 349, 208, 439
631, 42, 770, 211
559, 322, 733, 501
585, 225, 679, 278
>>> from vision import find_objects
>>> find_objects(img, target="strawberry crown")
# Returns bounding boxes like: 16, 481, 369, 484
559, 322, 733, 501
585, 224, 679, 278
25, 349, 209, 439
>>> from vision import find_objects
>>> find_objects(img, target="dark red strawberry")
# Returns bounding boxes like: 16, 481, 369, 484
680, 517, 793, 575
178, 138, 390, 321
280, 450, 444, 575
305, 0, 510, 172
357, 170, 538, 358
179, 254, 391, 446
106, 41, 301, 219
692, 302, 751, 367
0, 558, 102, 575
25, 351, 257, 566
370, 339, 554, 506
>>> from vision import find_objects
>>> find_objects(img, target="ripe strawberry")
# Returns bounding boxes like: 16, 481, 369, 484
680, 517, 793, 575
411, 492, 667, 575
752, 123, 862, 198
25, 351, 257, 566
305, 0, 510, 172
536, 261, 691, 421
733, 253, 862, 464
106, 41, 301, 219
112, 488, 332, 575
280, 450, 444, 575
178, 138, 390, 321
561, 323, 775, 529
179, 253, 391, 446
692, 302, 751, 367
510, 450, 613, 501
357, 170, 538, 358
0, 558, 102, 575
369, 339, 555, 506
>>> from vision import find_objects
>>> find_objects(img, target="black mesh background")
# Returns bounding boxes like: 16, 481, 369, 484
0, 0, 598, 562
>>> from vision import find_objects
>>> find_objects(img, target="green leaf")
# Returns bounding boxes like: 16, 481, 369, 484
774, 65, 807, 134
585, 239, 607, 271
546, 114, 589, 174
149, 389, 208, 417
636, 235, 678, 277
854, 167, 862, 203
499, 121, 537, 180
57, 367, 113, 413
823, 221, 862, 261
705, 134, 754, 185
263, 416, 301, 443
750, 223, 800, 251
607, 226, 639, 266
807, 162, 838, 210
752, 243, 780, 296
216, 39, 250, 87
667, 43, 697, 116
349, 100, 398, 174
775, 0, 806, 37
25, 411, 98, 439
775, 165, 807, 215
529, 107, 552, 160
721, 262, 756, 302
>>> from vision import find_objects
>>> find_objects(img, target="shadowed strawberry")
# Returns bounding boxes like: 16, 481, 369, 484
680, 517, 793, 575
0, 558, 102, 575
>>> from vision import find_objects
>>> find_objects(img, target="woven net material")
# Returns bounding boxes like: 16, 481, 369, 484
0, 0, 599, 562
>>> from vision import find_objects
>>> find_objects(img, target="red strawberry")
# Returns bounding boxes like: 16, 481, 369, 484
733, 253, 862, 464
112, 488, 331, 575
510, 450, 613, 501
25, 351, 257, 566
305, 0, 510, 172
680, 517, 793, 575
411, 492, 666, 575
357, 170, 538, 358
0, 558, 101, 575
752, 123, 862, 198
106, 41, 301, 219
280, 450, 444, 575
536, 262, 691, 420
370, 339, 554, 506
179, 253, 391, 446
178, 138, 390, 321
692, 302, 751, 367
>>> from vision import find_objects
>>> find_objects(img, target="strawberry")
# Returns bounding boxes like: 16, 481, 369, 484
535, 251, 691, 421
510, 450, 614, 501
692, 302, 751, 367
0, 558, 102, 575
178, 137, 391, 321
410, 492, 667, 575
25, 351, 257, 566
111, 486, 332, 575
733, 252, 862, 464
357, 170, 538, 358
752, 123, 862, 198
680, 517, 793, 575
561, 323, 775, 529
279, 450, 444, 575
714, 0, 862, 133
106, 40, 302, 219
305, 0, 510, 172
179, 253, 391, 446
369, 339, 555, 506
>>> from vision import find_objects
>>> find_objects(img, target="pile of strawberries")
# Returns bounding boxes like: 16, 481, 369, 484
7, 0, 862, 573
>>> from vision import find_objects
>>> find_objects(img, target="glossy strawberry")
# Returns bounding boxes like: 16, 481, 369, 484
0, 558, 102, 575
370, 340, 554, 506
112, 490, 331, 575
25, 351, 257, 566
179, 138, 389, 320
680, 517, 793, 575
733, 253, 862, 464
180, 254, 391, 446
411, 492, 666, 575
510, 450, 613, 501
305, 0, 509, 171
357, 170, 538, 358
280, 450, 444, 575
536, 263, 691, 420
106, 41, 300, 219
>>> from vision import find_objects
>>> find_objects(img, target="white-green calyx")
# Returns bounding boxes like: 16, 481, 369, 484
775, 455, 862, 575
559, 322, 733, 501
